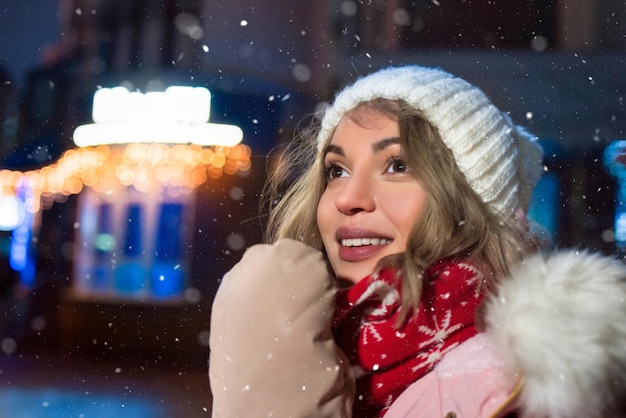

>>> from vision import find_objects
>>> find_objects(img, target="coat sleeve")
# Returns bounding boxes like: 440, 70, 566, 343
209, 238, 355, 418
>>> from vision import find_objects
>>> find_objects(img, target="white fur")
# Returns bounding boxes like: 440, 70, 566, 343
486, 250, 626, 417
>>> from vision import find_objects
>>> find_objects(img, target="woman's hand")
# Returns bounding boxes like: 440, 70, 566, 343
209, 238, 354, 418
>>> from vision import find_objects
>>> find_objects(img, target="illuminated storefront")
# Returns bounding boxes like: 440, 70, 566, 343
0, 85, 250, 300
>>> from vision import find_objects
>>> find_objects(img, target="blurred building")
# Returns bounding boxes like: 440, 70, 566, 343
1, 0, 626, 367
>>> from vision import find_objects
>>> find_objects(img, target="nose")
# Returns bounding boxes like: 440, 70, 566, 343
334, 173, 376, 215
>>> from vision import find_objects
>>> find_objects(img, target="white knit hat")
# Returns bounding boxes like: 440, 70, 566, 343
317, 65, 544, 216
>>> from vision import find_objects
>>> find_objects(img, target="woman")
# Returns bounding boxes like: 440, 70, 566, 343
209, 66, 626, 417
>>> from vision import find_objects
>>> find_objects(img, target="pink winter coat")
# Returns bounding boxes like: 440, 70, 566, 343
384, 334, 519, 417
209, 239, 626, 417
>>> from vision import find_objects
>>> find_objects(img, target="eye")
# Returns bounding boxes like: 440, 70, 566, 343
385, 157, 409, 174
325, 163, 348, 180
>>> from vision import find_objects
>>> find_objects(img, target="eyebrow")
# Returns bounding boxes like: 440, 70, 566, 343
371, 137, 401, 152
323, 137, 401, 157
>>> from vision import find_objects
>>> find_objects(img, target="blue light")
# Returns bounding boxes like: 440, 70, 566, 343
9, 186, 36, 288
527, 173, 560, 244
92, 265, 111, 290
115, 204, 146, 293
0, 387, 165, 418
9, 209, 31, 272
92, 203, 114, 289
123, 205, 143, 257
94, 204, 114, 255
615, 211, 626, 247
115, 262, 146, 293
604, 140, 626, 248
150, 261, 183, 297
151, 203, 184, 297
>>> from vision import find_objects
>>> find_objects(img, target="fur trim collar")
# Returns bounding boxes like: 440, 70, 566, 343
485, 250, 626, 417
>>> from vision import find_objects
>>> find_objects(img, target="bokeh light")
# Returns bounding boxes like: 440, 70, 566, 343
0, 143, 252, 213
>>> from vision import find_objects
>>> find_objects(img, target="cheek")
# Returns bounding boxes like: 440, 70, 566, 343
388, 189, 427, 235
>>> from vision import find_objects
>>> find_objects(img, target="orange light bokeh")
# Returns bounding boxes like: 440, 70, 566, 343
0, 143, 252, 211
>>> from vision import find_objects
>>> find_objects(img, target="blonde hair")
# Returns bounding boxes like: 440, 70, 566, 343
263, 99, 534, 322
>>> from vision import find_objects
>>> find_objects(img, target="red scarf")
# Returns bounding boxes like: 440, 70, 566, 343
332, 259, 485, 417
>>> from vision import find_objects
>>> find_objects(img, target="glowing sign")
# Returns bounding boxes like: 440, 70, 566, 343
604, 140, 626, 248
73, 86, 243, 147
0, 195, 25, 231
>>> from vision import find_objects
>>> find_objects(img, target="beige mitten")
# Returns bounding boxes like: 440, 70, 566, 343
209, 238, 354, 417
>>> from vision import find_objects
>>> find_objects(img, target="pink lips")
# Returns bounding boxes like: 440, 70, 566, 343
338, 244, 387, 262
335, 227, 392, 262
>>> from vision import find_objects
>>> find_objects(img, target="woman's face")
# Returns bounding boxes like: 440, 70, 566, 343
317, 110, 427, 284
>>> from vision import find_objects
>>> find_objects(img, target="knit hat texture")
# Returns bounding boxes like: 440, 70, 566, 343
317, 65, 544, 216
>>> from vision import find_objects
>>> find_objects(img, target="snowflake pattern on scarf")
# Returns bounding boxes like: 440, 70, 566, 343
332, 258, 485, 417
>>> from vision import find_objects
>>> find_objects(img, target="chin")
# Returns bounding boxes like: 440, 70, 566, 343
335, 264, 377, 284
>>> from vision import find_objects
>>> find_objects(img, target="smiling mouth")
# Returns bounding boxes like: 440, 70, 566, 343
340, 238, 392, 247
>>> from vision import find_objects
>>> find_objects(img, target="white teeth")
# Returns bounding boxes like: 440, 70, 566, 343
341, 238, 390, 247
